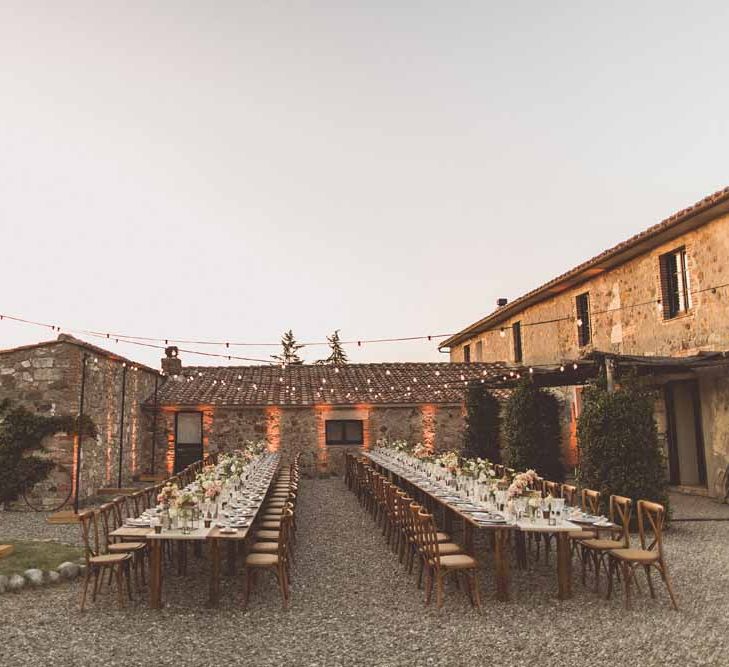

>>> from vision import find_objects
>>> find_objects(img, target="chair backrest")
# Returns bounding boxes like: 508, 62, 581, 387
582, 488, 600, 514
278, 508, 294, 563
561, 484, 578, 506
78, 510, 101, 563
417, 509, 441, 567
130, 490, 146, 516
112, 496, 128, 525
98, 502, 119, 551
609, 495, 632, 548
637, 500, 666, 556
543, 481, 560, 498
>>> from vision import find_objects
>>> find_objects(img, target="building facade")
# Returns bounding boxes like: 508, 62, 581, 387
441, 186, 729, 496
0, 335, 160, 507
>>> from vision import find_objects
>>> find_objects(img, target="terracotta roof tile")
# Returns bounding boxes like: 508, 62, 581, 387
149, 362, 516, 407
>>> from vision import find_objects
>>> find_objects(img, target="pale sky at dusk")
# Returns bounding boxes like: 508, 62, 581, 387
1, 1, 727, 368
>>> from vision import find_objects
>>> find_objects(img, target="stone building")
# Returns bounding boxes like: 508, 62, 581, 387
0, 334, 160, 507
440, 186, 729, 497
141, 356, 513, 477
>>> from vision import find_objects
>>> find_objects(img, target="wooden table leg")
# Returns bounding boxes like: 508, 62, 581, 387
208, 538, 220, 607
515, 531, 528, 570
226, 540, 236, 576
557, 532, 572, 600
494, 529, 511, 602
150, 539, 163, 609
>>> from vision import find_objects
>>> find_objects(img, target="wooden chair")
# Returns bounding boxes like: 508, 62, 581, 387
543, 481, 560, 498
580, 495, 632, 592
608, 500, 678, 610
243, 509, 293, 609
417, 509, 481, 610
410, 503, 462, 589
78, 510, 132, 611
98, 502, 147, 589
561, 484, 578, 507
569, 488, 601, 557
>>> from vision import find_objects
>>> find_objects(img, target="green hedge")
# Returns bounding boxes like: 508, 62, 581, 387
462, 382, 501, 462
503, 380, 564, 482
577, 378, 669, 518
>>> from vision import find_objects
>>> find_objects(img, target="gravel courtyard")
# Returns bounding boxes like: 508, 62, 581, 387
1, 480, 728, 667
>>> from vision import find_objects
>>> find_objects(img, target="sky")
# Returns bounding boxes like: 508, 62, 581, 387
1, 1, 728, 368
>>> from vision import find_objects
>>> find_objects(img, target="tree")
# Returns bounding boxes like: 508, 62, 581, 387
317, 329, 348, 366
462, 382, 501, 462
0, 399, 97, 505
271, 329, 304, 365
577, 375, 669, 520
503, 380, 564, 481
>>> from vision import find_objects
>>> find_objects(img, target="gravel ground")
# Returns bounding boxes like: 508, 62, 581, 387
1, 481, 728, 667
0, 509, 81, 545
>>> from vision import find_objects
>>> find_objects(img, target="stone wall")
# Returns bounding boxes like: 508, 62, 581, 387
0, 338, 159, 507
450, 211, 729, 365
142, 402, 468, 477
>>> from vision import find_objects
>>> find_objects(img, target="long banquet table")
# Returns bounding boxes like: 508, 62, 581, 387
364, 451, 580, 601
110, 453, 280, 609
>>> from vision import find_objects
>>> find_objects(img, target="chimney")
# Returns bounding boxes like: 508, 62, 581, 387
497, 298, 508, 308
161, 346, 182, 375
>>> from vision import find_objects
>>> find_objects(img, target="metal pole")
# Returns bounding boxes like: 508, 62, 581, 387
117, 364, 128, 488
150, 374, 159, 475
73, 354, 88, 514
605, 357, 616, 393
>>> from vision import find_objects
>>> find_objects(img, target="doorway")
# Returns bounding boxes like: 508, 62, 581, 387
664, 380, 707, 487
174, 411, 204, 473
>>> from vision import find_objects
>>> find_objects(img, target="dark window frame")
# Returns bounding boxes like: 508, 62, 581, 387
463, 344, 471, 363
576, 292, 591, 347
325, 419, 364, 446
659, 247, 691, 320
512, 321, 522, 363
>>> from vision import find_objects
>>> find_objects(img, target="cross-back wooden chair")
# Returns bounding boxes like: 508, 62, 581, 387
579, 495, 632, 591
78, 510, 132, 611
568, 488, 601, 558
409, 503, 462, 589
98, 501, 147, 589
608, 500, 678, 610
561, 484, 578, 507
543, 481, 560, 498
417, 509, 480, 610
243, 508, 293, 610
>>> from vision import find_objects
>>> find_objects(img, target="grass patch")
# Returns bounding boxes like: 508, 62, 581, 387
0, 540, 83, 577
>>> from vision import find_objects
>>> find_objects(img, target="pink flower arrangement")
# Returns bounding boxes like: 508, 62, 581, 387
202, 478, 223, 500
507, 469, 539, 499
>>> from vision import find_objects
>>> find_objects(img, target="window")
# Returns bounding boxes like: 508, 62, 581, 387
659, 248, 691, 319
463, 344, 471, 363
325, 420, 363, 446
475, 340, 483, 361
512, 321, 522, 363
576, 292, 591, 346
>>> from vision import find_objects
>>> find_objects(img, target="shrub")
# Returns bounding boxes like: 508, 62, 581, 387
577, 378, 669, 519
0, 399, 97, 505
462, 382, 501, 462
503, 380, 564, 481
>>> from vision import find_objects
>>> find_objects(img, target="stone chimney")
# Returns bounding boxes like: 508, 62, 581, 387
497, 298, 508, 308
161, 346, 182, 375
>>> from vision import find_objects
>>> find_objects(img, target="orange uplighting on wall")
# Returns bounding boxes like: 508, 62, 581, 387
314, 404, 332, 471
421, 404, 437, 452
266, 406, 282, 452
130, 371, 139, 475
201, 407, 214, 457
72, 434, 79, 500
355, 403, 372, 450
166, 431, 175, 476
567, 387, 583, 468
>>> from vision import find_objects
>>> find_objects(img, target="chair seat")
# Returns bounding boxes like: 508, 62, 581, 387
582, 538, 625, 550
610, 548, 659, 563
437, 542, 463, 556
568, 530, 596, 540
439, 554, 478, 569
246, 553, 278, 567
267, 502, 285, 508
261, 521, 281, 529
436, 532, 451, 543
108, 542, 146, 552
250, 541, 279, 553
257, 530, 280, 540
90, 553, 130, 565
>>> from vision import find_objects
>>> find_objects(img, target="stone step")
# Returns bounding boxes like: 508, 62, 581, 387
138, 473, 166, 482
97, 487, 138, 496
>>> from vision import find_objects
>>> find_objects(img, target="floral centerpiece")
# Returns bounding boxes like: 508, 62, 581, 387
156, 482, 180, 508
507, 469, 539, 498
412, 442, 432, 459
460, 457, 496, 481
173, 489, 199, 534
434, 450, 461, 474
